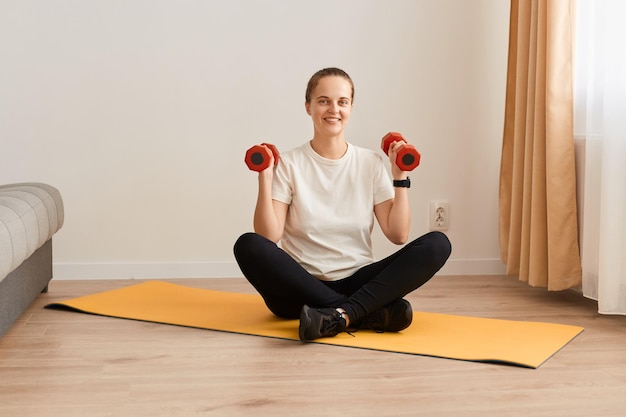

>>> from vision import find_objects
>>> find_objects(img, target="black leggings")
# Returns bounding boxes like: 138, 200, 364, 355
233, 231, 451, 322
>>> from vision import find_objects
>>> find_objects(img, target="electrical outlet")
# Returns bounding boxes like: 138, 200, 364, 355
429, 201, 450, 231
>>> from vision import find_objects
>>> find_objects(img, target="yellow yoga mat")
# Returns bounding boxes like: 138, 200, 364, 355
45, 281, 583, 368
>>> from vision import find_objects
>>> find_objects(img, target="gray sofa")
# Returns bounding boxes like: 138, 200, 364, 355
0, 183, 64, 337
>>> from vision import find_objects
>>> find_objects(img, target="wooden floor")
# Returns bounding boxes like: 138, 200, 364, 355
1, 275, 625, 417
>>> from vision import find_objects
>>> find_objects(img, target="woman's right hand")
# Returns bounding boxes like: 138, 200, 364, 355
257, 144, 276, 178
253, 147, 286, 242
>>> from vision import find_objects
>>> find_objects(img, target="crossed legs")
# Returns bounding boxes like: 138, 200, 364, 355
233, 231, 451, 324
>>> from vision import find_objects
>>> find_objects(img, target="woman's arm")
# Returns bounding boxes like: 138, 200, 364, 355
374, 191, 410, 245
252, 154, 288, 243
374, 141, 411, 245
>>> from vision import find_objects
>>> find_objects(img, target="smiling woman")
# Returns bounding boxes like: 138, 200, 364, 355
233, 67, 452, 342
306, 74, 354, 158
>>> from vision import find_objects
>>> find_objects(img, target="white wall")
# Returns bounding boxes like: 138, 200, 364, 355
0, 0, 510, 279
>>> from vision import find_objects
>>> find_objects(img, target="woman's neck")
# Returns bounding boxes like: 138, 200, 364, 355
310, 135, 348, 159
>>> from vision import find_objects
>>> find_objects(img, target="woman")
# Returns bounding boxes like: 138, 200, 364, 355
234, 67, 451, 341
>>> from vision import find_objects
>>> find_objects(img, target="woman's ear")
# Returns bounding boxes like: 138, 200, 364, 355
305, 101, 311, 115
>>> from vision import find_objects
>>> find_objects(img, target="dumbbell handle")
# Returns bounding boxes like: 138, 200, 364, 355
245, 143, 280, 172
381, 132, 421, 171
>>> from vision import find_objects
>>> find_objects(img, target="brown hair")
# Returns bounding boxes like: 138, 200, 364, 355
305, 67, 354, 104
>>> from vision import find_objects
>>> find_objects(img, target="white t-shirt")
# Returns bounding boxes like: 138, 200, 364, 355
272, 141, 394, 281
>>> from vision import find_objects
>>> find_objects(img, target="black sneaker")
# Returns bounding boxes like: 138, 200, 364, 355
354, 299, 413, 333
299, 305, 347, 341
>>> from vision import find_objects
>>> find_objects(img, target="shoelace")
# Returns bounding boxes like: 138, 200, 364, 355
319, 314, 345, 336
319, 313, 359, 338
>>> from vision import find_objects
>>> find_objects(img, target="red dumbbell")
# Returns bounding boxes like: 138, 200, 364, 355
380, 132, 421, 171
244, 143, 280, 172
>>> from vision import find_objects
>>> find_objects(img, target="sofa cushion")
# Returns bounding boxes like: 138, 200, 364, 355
0, 183, 64, 280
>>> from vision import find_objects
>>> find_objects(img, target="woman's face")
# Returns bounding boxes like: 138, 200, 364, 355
305, 76, 353, 138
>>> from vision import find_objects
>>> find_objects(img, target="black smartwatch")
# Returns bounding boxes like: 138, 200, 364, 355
393, 177, 411, 188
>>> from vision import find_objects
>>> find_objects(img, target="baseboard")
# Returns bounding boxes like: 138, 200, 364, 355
53, 262, 242, 280
53, 258, 506, 280
438, 258, 506, 275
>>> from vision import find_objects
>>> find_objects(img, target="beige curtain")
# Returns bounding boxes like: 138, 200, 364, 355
499, 0, 582, 290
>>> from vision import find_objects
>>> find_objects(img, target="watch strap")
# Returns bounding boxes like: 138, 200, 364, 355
393, 177, 411, 188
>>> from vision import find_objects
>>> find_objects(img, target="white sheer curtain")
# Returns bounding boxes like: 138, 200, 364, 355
575, 0, 626, 314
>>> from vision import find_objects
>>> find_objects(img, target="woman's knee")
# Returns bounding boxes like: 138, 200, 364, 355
415, 231, 452, 268
233, 232, 271, 258
233, 232, 256, 256
427, 231, 452, 264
